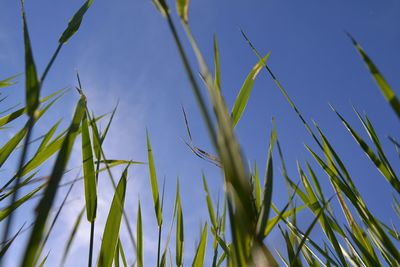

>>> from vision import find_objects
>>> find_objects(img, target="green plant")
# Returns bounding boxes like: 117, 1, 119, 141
0, 0, 398, 266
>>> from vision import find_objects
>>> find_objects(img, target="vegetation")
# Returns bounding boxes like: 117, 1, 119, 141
0, 0, 399, 266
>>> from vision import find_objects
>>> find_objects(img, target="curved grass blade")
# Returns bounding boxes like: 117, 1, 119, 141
231, 53, 269, 127
98, 166, 128, 267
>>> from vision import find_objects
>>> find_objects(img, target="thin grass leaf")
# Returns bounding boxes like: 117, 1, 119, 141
256, 125, 276, 240
176, 182, 184, 267
0, 223, 25, 259
59, 0, 94, 44
21, 1, 39, 117
146, 131, 163, 226
0, 184, 45, 221
231, 53, 269, 127
61, 208, 85, 265
137, 201, 143, 267
348, 33, 400, 119
192, 223, 208, 267
332, 106, 400, 193
213, 36, 221, 91
118, 239, 128, 267
202, 174, 217, 230
0, 75, 19, 88
37, 251, 50, 267
82, 111, 97, 222
98, 166, 128, 267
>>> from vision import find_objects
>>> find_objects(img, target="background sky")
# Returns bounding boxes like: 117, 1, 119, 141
0, 0, 399, 266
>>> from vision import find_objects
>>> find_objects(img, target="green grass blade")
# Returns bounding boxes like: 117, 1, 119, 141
0, 184, 44, 221
202, 174, 217, 230
231, 53, 269, 127
176, 0, 190, 24
59, 0, 94, 44
21, 95, 86, 267
21, 1, 39, 117
192, 223, 208, 267
82, 111, 97, 222
0, 223, 25, 259
176, 182, 184, 267
348, 33, 400, 119
0, 74, 19, 88
137, 201, 143, 267
213, 35, 221, 91
98, 166, 128, 267
61, 208, 85, 265
146, 131, 163, 226
256, 126, 276, 240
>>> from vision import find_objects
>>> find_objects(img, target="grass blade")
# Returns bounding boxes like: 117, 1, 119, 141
137, 201, 143, 267
21, 95, 86, 267
348, 33, 400, 119
146, 131, 163, 226
98, 166, 128, 267
82, 111, 97, 222
192, 223, 208, 267
59, 0, 94, 44
231, 53, 269, 127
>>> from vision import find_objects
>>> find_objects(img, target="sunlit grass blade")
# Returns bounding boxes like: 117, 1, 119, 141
213, 35, 221, 91
59, 0, 94, 44
136, 200, 143, 267
21, 95, 86, 267
146, 131, 163, 226
347, 33, 400, 119
256, 126, 275, 240
231, 53, 269, 127
61, 207, 85, 265
192, 223, 208, 267
98, 166, 128, 267
176, 0, 190, 24
21, 1, 39, 117
0, 184, 45, 221
118, 239, 128, 267
332, 106, 400, 193
37, 251, 49, 267
202, 174, 217, 230
82, 111, 97, 222
0, 75, 19, 88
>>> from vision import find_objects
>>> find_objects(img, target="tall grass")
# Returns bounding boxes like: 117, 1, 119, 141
0, 0, 398, 266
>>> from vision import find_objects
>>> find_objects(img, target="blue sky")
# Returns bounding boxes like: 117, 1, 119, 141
1, 0, 399, 266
